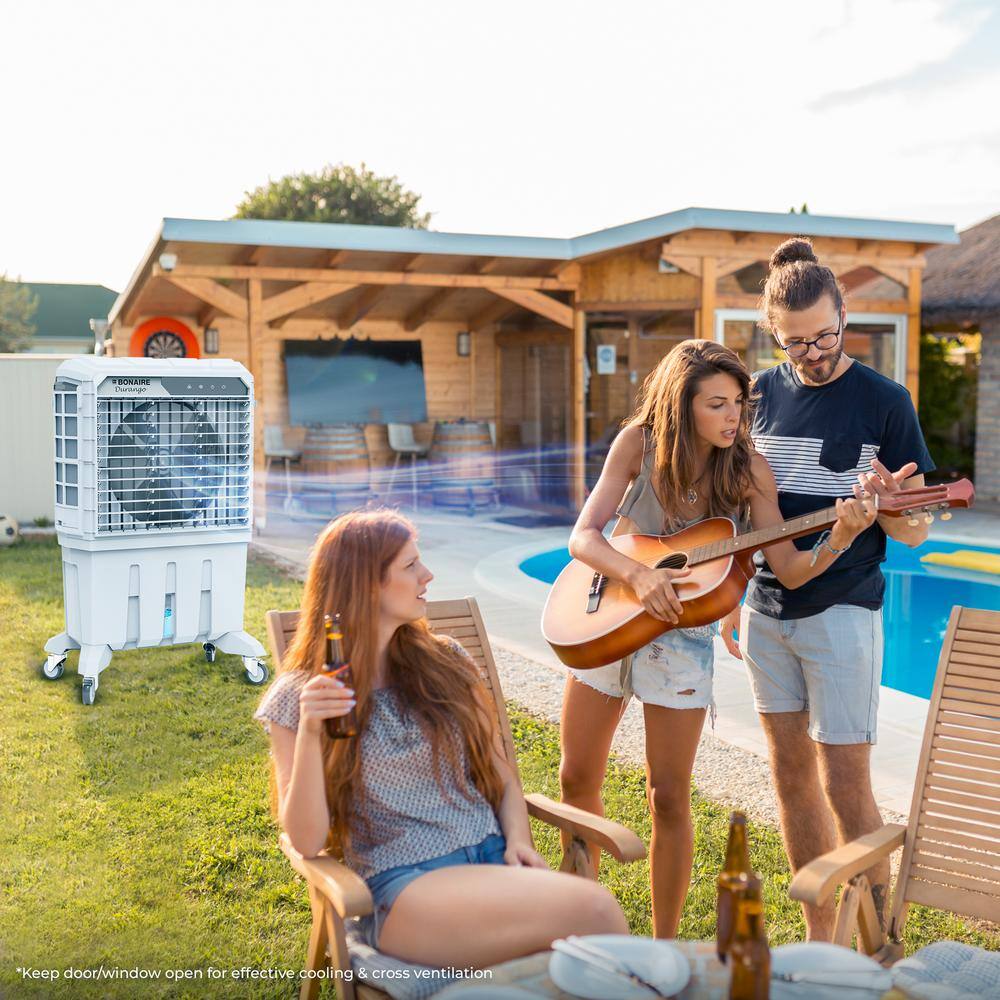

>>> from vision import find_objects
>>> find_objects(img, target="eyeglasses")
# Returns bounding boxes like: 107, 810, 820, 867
775, 317, 842, 359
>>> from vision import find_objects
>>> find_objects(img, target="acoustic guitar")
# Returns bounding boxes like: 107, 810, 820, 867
542, 480, 975, 670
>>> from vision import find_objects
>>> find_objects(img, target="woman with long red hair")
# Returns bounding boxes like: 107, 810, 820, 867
255, 509, 627, 967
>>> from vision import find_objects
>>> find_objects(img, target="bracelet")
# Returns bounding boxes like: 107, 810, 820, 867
810, 529, 850, 567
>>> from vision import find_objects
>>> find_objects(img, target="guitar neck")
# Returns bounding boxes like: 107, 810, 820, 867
687, 506, 840, 566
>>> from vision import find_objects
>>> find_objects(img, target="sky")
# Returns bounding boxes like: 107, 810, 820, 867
2, 0, 998, 291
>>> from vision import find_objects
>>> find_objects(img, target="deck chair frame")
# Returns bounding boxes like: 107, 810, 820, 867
265, 596, 647, 1000
789, 605, 1000, 962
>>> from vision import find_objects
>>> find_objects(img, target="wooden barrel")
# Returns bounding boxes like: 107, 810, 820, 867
302, 424, 370, 490
430, 421, 497, 512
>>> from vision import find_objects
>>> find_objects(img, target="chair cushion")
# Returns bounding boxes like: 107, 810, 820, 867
345, 923, 462, 998
892, 941, 1000, 1000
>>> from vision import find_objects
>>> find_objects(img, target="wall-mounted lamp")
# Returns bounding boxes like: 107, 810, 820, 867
159, 252, 178, 271
658, 258, 680, 274
456, 330, 471, 357
204, 327, 220, 354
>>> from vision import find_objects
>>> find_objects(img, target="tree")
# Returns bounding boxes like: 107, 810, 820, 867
918, 333, 976, 476
234, 162, 431, 228
788, 202, 810, 214
0, 275, 38, 352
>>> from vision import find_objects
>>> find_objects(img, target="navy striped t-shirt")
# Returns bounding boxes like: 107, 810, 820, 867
747, 360, 935, 620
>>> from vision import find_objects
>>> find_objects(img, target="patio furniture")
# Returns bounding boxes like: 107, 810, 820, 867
264, 596, 647, 1000
264, 425, 301, 508
386, 423, 430, 510
790, 605, 1000, 963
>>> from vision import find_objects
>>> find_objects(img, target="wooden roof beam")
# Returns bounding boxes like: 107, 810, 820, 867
163, 275, 248, 320
151, 262, 575, 291
468, 297, 519, 330
339, 285, 387, 328
488, 288, 573, 329
260, 282, 359, 324
339, 253, 425, 328
402, 258, 498, 332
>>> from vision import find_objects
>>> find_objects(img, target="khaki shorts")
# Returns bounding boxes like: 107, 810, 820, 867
740, 603, 883, 745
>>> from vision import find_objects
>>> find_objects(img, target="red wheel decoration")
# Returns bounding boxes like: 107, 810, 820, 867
129, 317, 201, 359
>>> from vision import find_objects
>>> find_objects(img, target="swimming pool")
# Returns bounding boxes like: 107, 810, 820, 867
519, 539, 1000, 700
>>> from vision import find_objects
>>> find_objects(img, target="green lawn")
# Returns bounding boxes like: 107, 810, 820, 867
1, 538, 995, 999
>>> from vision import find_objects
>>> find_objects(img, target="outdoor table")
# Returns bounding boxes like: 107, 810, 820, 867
436, 940, 729, 998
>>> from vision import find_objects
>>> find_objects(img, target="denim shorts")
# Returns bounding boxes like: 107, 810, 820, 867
354, 833, 507, 949
569, 624, 716, 716
740, 603, 883, 745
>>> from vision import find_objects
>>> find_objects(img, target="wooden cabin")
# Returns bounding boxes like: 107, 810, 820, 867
105, 209, 956, 516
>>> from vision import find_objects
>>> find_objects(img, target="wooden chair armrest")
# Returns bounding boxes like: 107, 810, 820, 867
789, 824, 906, 906
524, 793, 647, 863
279, 833, 373, 919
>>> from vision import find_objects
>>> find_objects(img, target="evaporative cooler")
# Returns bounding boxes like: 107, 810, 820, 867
42, 357, 267, 705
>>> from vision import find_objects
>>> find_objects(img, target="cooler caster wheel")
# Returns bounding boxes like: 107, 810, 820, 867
81, 679, 97, 706
203, 642, 217, 663
243, 658, 269, 685
41, 656, 66, 680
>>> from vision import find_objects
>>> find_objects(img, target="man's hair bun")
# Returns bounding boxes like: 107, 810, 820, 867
769, 238, 818, 270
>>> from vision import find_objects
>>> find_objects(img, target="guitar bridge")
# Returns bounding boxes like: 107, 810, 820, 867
586, 572, 607, 614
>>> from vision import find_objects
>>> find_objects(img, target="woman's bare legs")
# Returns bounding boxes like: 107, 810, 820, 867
558, 674, 627, 869
643, 703, 706, 938
378, 864, 628, 967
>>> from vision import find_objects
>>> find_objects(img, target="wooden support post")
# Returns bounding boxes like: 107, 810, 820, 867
248, 278, 266, 533
572, 307, 587, 512
907, 266, 922, 406
699, 256, 717, 339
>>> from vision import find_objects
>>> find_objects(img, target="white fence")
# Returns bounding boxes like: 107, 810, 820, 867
0, 354, 70, 523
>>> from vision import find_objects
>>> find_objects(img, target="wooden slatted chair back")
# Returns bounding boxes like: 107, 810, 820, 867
894, 606, 1000, 926
265, 597, 518, 772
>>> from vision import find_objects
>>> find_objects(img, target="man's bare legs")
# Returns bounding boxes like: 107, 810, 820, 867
816, 741, 889, 927
758, 711, 838, 939
760, 711, 887, 937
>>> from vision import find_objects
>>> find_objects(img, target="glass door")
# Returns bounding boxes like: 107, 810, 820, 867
715, 309, 907, 383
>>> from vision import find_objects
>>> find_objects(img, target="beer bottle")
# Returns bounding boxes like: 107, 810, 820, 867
323, 613, 358, 739
717, 811, 752, 962
728, 875, 770, 1000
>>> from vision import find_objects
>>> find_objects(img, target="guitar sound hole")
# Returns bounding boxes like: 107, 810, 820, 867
656, 552, 689, 571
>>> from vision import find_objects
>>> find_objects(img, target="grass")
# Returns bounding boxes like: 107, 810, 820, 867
1, 538, 996, 999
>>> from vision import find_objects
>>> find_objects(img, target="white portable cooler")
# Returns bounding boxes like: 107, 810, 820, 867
42, 357, 267, 704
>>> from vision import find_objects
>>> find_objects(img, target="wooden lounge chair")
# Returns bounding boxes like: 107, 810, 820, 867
265, 597, 647, 1000
790, 606, 1000, 962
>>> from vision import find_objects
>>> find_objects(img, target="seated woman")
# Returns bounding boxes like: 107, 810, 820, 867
255, 509, 628, 968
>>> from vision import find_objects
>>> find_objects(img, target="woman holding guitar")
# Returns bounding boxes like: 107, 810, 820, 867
558, 338, 876, 938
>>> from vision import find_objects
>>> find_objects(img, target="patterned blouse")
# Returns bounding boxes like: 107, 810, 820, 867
254, 662, 501, 881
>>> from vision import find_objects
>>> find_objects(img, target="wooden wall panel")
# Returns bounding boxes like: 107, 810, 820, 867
579, 249, 700, 305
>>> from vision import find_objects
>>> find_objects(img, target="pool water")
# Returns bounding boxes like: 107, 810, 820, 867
519, 539, 1000, 700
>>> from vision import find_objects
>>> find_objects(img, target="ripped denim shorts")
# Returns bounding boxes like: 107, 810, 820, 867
569, 623, 717, 721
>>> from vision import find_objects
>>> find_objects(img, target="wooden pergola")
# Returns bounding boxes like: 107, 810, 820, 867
107, 210, 957, 516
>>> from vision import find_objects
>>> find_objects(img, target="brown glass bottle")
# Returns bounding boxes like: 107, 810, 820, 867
728, 876, 770, 1000
716, 810, 752, 963
323, 613, 358, 739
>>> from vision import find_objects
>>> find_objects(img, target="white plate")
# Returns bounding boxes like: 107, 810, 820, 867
548, 935, 690, 999
771, 942, 891, 1000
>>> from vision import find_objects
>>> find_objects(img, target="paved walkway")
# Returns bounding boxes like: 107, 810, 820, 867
253, 495, 1000, 820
